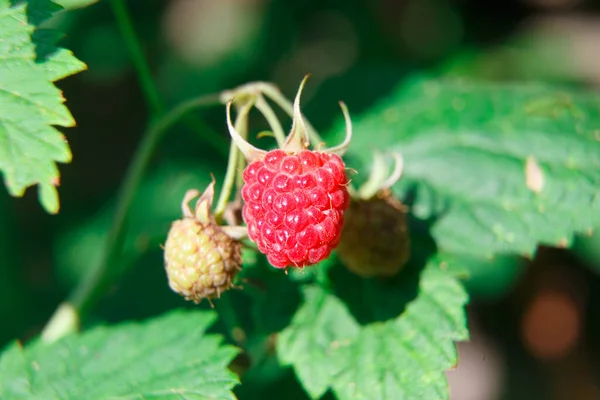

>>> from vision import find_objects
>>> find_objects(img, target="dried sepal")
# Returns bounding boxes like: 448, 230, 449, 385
226, 75, 355, 160
181, 189, 201, 218
356, 152, 404, 200
221, 226, 249, 240
226, 99, 267, 162
193, 180, 216, 224
320, 101, 353, 157
282, 74, 311, 153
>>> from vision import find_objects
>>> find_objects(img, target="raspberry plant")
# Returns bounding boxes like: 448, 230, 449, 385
2, 1, 600, 399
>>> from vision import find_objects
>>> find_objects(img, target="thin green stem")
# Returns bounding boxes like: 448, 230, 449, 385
214, 99, 255, 219
42, 94, 222, 342
214, 139, 239, 221
112, 0, 227, 158
254, 95, 286, 147
234, 102, 250, 193
235, 149, 245, 192
72, 94, 222, 314
110, 0, 163, 117
315, 263, 332, 291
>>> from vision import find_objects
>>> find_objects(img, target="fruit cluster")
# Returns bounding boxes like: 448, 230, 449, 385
163, 77, 410, 304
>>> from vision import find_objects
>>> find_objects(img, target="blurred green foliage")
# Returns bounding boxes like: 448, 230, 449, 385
3, 0, 600, 399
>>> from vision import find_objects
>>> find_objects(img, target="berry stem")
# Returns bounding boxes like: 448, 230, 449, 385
235, 146, 246, 192
257, 82, 326, 147
315, 264, 332, 291
110, 0, 163, 118
254, 94, 286, 147
111, 0, 228, 159
215, 99, 255, 221
41, 93, 222, 343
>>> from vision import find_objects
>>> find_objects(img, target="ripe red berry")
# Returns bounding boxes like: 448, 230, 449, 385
225, 75, 354, 269
241, 149, 349, 268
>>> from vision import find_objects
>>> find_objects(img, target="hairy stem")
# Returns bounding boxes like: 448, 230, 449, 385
254, 95, 286, 147
113, 0, 227, 159
42, 94, 222, 343
110, 0, 163, 117
214, 100, 254, 220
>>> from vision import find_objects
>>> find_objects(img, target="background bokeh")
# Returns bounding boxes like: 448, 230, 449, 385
2, 0, 600, 399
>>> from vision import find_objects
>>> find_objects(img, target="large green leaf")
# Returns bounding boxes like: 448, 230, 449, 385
277, 258, 469, 400
338, 77, 600, 257
276, 285, 359, 398
0, 0, 86, 213
0, 310, 239, 399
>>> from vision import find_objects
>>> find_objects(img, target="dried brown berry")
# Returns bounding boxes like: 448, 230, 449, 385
337, 190, 410, 278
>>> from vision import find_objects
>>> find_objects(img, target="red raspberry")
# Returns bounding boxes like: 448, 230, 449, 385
241, 149, 349, 268
225, 75, 354, 269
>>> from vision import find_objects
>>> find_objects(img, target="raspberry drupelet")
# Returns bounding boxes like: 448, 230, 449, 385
226, 75, 354, 269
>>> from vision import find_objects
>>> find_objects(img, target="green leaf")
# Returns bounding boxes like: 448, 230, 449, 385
0, 0, 86, 213
277, 285, 360, 398
0, 310, 239, 399
0, 344, 30, 398
339, 76, 600, 258
53, 0, 99, 10
277, 258, 469, 400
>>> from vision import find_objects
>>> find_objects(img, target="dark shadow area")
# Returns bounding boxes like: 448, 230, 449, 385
329, 185, 442, 325
304, 65, 410, 134
10, 0, 64, 63
91, 249, 303, 343
235, 354, 324, 400
328, 258, 422, 325
32, 29, 65, 64
93, 249, 204, 326
472, 246, 600, 400
238, 256, 303, 335
0, 192, 34, 347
